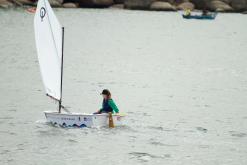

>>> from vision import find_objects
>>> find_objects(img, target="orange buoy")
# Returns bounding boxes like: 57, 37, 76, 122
26, 7, 36, 13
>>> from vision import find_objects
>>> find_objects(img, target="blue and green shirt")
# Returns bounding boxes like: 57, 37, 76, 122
100, 99, 119, 114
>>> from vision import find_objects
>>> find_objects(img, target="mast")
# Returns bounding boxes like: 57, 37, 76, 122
59, 27, 64, 113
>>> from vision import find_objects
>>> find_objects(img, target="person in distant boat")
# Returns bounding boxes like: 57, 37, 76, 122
202, 8, 208, 16
184, 9, 191, 16
94, 89, 119, 114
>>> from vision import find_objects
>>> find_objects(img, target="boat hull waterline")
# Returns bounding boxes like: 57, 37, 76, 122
44, 111, 125, 128
182, 13, 217, 20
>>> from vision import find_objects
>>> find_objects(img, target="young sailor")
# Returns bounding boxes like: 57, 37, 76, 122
94, 89, 119, 114
184, 9, 191, 16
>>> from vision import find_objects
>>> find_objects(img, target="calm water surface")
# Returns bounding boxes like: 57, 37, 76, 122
0, 8, 247, 165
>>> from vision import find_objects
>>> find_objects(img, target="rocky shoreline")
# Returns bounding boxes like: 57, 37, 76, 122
1, 0, 247, 13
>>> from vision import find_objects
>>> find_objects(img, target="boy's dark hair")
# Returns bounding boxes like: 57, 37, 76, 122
101, 89, 111, 97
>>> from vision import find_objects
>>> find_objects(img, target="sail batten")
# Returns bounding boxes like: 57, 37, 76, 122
34, 0, 63, 101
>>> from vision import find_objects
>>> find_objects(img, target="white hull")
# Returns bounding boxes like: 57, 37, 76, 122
44, 111, 125, 128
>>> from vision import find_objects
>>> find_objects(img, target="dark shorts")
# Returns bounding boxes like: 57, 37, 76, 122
99, 109, 112, 113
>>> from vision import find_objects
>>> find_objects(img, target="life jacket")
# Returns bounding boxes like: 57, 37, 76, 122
101, 99, 113, 113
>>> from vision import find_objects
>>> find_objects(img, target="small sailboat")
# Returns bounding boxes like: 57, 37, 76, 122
34, 0, 125, 128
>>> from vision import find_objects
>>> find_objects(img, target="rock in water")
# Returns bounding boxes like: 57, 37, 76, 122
110, 4, 124, 8
94, 0, 114, 7
62, 2, 79, 8
13, 0, 35, 6
159, 0, 174, 4
190, 0, 206, 9
150, 1, 176, 11
208, 0, 233, 12
230, 0, 247, 11
79, 0, 114, 7
56, 0, 63, 4
177, 1, 195, 10
0, 0, 14, 8
124, 0, 153, 10
114, 0, 124, 4
221, 0, 231, 3
48, 0, 62, 7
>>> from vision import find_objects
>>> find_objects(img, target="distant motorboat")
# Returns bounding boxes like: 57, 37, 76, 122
182, 13, 217, 20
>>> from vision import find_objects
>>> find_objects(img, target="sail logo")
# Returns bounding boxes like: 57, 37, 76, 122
40, 7, 46, 22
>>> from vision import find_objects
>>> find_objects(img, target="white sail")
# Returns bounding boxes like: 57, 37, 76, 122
34, 0, 63, 101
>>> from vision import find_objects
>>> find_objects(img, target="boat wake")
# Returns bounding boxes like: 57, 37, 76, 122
129, 152, 171, 162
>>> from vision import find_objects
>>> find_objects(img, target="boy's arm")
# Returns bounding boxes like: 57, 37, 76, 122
108, 100, 119, 113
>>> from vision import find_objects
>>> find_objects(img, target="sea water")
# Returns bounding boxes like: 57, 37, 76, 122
0, 8, 247, 165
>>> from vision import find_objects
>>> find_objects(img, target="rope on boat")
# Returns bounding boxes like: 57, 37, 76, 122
61, 105, 72, 114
